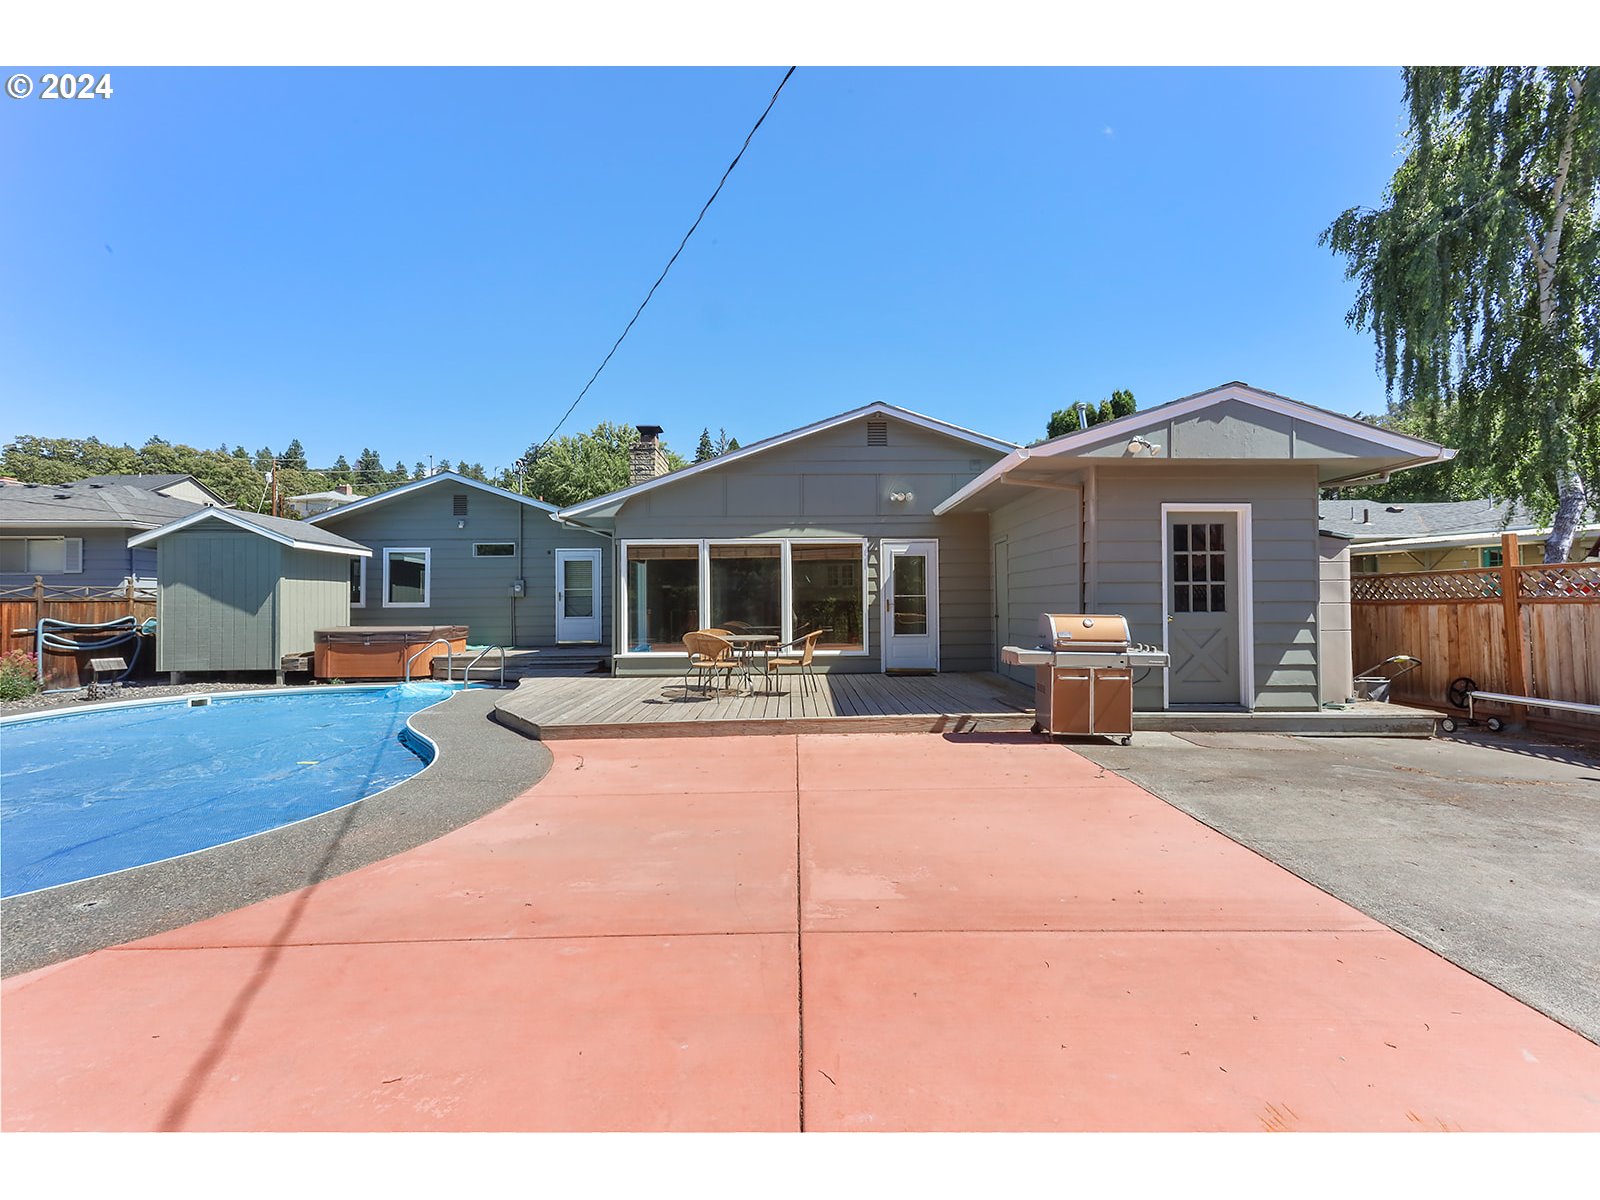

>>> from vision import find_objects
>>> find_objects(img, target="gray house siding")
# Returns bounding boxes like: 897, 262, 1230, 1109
0, 526, 153, 590
277, 549, 355, 659
1090, 464, 1323, 711
989, 486, 1084, 687
155, 527, 281, 672
319, 485, 611, 648
608, 416, 1006, 674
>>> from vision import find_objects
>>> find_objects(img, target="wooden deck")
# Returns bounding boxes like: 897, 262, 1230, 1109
492, 671, 1039, 739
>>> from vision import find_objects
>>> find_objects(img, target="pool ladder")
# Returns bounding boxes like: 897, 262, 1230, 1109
402, 640, 506, 687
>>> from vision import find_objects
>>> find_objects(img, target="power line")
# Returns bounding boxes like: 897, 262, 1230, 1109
527, 66, 797, 466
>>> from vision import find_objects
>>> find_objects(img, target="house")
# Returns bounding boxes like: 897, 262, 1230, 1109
555, 384, 1452, 712
1318, 499, 1600, 573
0, 480, 207, 589
285, 484, 365, 519
74, 473, 232, 508
304, 472, 611, 648
128, 507, 370, 682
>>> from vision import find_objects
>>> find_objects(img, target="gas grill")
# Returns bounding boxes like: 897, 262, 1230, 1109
1001, 613, 1170, 744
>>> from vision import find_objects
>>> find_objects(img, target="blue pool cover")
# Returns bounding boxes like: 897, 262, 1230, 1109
0, 683, 457, 897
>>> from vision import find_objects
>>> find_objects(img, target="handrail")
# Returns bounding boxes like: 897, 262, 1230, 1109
403, 638, 453, 684
461, 644, 507, 688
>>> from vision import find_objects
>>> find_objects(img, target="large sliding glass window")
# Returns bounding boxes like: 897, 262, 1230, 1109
621, 539, 868, 656
709, 543, 781, 634
626, 544, 700, 652
790, 543, 865, 650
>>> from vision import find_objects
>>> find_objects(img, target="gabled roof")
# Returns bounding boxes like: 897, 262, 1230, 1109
287, 489, 366, 503
556, 402, 1017, 521
0, 481, 205, 529
305, 471, 555, 525
935, 382, 1456, 514
1319, 498, 1600, 550
75, 473, 232, 506
128, 508, 371, 556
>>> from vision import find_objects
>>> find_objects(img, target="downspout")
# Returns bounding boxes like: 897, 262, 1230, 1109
514, 503, 523, 647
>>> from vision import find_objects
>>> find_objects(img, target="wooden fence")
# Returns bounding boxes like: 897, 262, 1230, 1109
1351, 534, 1600, 731
1, 578, 158, 691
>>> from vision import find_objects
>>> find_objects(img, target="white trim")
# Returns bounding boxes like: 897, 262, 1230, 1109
616, 537, 871, 657
1343, 523, 1600, 553
350, 555, 367, 608
880, 538, 940, 672
935, 383, 1456, 516
126, 507, 371, 556
558, 402, 1016, 520
382, 546, 432, 608
1160, 505, 1254, 710
554, 547, 603, 644
305, 471, 558, 526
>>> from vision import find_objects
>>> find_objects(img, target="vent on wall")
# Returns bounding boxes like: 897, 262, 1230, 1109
866, 420, 889, 447
452, 494, 469, 517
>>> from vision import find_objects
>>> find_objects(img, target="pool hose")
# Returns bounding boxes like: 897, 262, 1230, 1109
34, 615, 159, 693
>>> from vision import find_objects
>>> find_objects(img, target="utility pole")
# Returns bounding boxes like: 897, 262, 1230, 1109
270, 464, 279, 517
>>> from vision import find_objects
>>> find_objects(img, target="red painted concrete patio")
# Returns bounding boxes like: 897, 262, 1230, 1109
5, 732, 1599, 1131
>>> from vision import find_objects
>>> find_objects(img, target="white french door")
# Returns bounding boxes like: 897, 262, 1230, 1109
555, 548, 602, 643
881, 539, 939, 671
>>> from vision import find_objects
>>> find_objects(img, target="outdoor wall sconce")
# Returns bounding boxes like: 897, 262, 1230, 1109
889, 490, 915, 503
1125, 436, 1161, 456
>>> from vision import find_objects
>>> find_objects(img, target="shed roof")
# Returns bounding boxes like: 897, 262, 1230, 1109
128, 508, 371, 556
0, 481, 205, 529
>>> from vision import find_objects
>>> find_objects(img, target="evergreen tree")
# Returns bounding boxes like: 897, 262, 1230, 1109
695, 428, 716, 463
278, 439, 308, 470
329, 455, 352, 485
724, 438, 740, 453
1110, 389, 1137, 419
413, 462, 427, 480
353, 448, 385, 482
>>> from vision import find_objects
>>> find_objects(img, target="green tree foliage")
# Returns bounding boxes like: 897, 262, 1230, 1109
329, 454, 352, 485
695, 428, 716, 463
1322, 67, 1599, 562
516, 420, 691, 507
724, 438, 740, 453
278, 439, 308, 470
1046, 390, 1137, 440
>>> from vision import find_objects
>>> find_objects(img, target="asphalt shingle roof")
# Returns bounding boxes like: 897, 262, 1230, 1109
1317, 499, 1549, 542
0, 482, 205, 528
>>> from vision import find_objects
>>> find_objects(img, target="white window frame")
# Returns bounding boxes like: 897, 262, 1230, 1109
615, 537, 870, 658
0, 536, 82, 575
472, 542, 517, 558
350, 556, 367, 608
382, 546, 431, 608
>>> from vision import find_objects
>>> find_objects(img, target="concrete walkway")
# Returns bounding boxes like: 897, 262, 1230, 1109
4, 732, 1598, 1131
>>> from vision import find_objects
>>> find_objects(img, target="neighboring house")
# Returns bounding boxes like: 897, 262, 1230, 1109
128, 508, 370, 682
285, 484, 365, 519
556, 384, 1452, 712
1318, 499, 1600, 573
305, 472, 611, 648
74, 473, 233, 508
0, 480, 207, 589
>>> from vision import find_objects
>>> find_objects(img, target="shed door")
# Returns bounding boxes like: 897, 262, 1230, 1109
1166, 512, 1242, 705
555, 549, 602, 644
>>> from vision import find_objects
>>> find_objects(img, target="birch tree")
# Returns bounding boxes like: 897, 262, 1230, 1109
1323, 67, 1599, 562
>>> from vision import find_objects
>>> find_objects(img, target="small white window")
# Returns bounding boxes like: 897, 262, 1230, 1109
473, 543, 516, 557
350, 557, 367, 607
383, 547, 430, 608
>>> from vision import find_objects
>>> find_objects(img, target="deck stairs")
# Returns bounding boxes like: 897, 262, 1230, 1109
431, 646, 609, 683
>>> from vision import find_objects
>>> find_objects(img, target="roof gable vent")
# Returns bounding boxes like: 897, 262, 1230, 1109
452, 494, 468, 517
866, 419, 889, 447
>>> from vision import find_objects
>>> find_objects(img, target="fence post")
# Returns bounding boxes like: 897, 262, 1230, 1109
1499, 533, 1529, 697
126, 576, 137, 617
32, 574, 44, 632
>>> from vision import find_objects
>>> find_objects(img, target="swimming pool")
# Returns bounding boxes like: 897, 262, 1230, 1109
0, 683, 459, 898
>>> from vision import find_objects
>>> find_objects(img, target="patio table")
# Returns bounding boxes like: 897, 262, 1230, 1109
722, 633, 780, 694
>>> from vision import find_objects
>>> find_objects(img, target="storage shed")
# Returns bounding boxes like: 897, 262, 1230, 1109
129, 509, 371, 682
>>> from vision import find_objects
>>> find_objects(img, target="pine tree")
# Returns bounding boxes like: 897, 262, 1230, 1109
695, 428, 716, 463
279, 439, 308, 470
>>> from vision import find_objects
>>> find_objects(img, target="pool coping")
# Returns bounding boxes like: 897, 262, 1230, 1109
1, 686, 551, 978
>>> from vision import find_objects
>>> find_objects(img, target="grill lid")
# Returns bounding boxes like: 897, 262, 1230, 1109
1039, 612, 1132, 651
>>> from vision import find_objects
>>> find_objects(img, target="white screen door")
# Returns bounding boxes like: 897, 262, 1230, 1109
882, 539, 939, 671
555, 548, 602, 643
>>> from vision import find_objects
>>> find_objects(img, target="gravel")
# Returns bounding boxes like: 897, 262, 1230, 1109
1, 678, 314, 717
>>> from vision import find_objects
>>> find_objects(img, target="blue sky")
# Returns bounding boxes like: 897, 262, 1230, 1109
1, 66, 1412, 473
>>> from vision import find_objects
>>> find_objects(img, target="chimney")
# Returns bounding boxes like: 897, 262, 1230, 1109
335, 483, 354, 496
630, 424, 666, 486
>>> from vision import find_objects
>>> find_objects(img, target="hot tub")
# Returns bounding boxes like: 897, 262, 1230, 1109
313, 626, 469, 680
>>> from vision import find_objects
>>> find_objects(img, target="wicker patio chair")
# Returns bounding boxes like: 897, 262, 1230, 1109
763, 628, 826, 696
683, 630, 737, 695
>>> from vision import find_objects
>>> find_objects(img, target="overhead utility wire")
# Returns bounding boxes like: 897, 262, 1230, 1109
526, 66, 798, 470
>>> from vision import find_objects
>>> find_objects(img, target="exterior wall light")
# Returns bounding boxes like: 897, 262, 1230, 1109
1125, 436, 1161, 456
889, 491, 915, 503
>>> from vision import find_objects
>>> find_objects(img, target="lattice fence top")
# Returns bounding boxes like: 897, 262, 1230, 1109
1353, 562, 1600, 603
1518, 563, 1600, 600
1352, 570, 1501, 602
